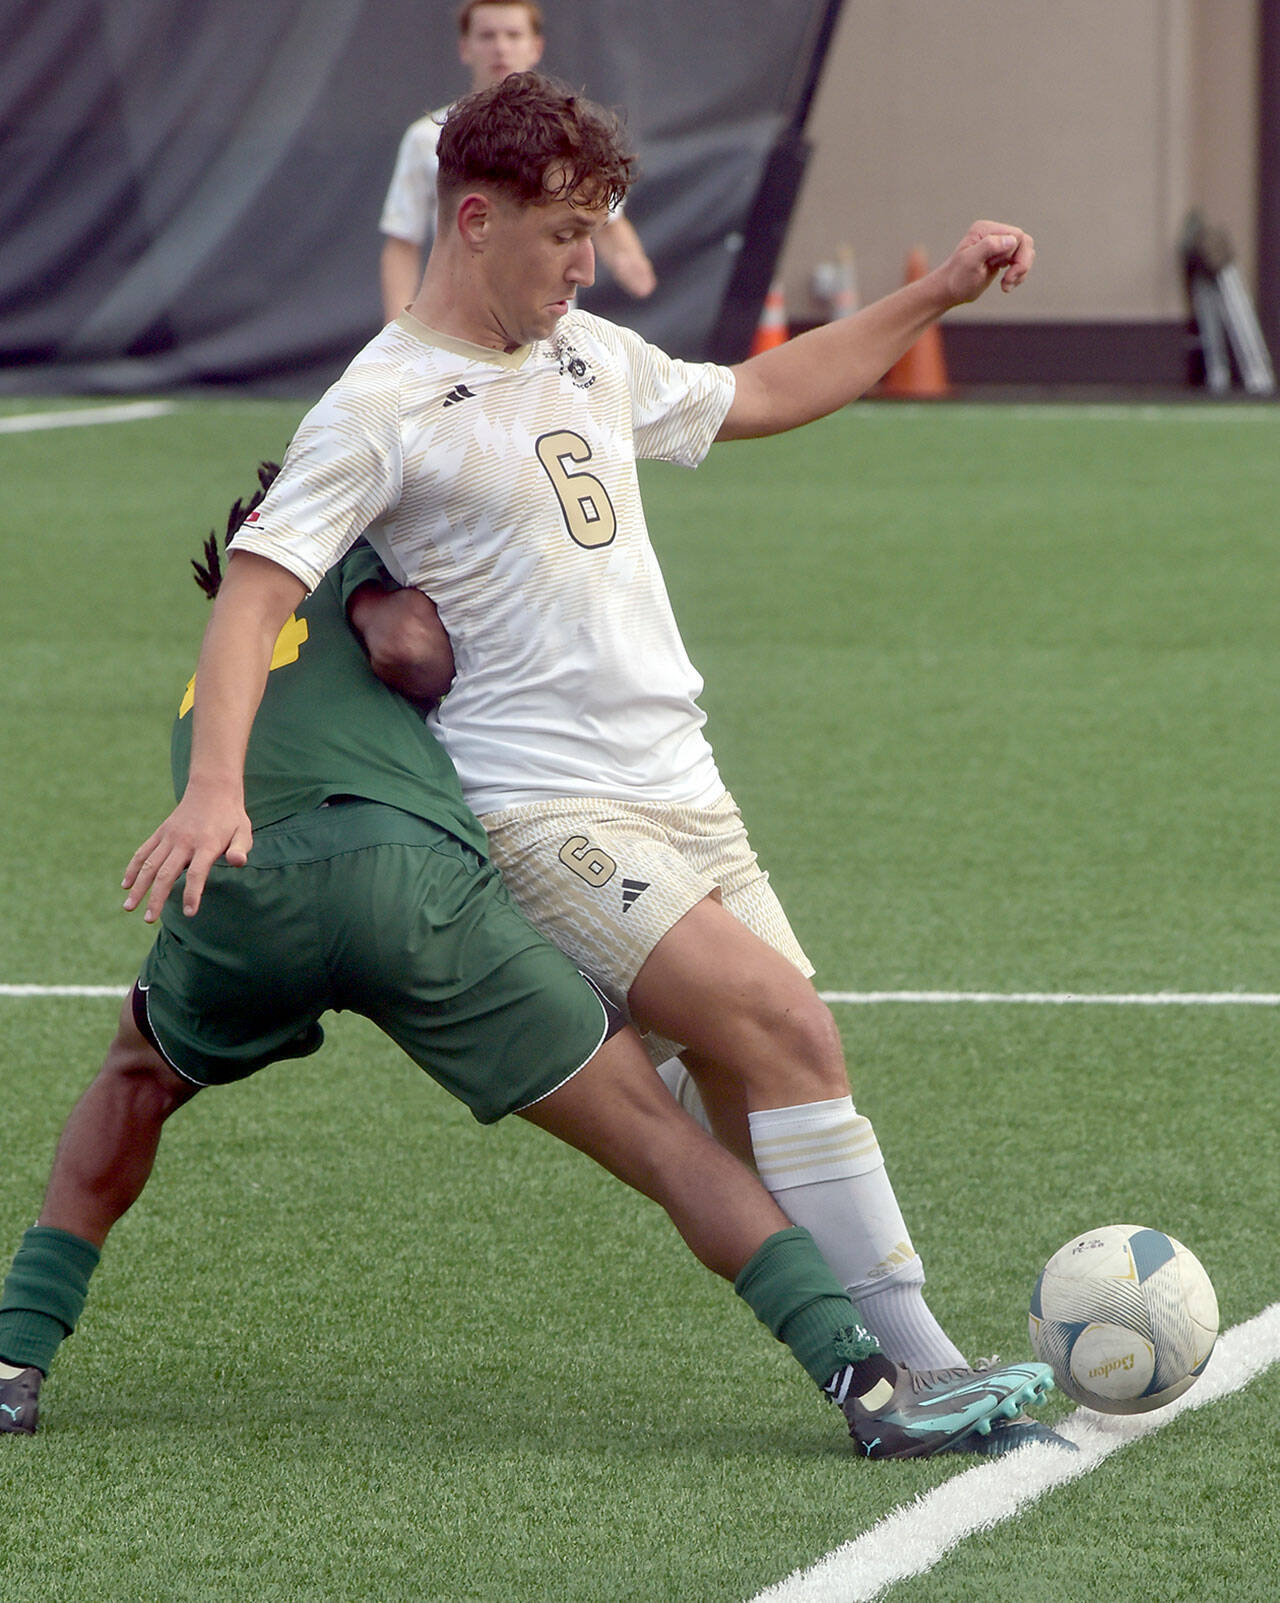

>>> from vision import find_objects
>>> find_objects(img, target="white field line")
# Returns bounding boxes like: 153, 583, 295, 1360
819, 990, 1280, 1006
853, 402, 1280, 424
750, 1302, 1280, 1603
3, 986, 1277, 1006
0, 401, 176, 434
0, 986, 129, 998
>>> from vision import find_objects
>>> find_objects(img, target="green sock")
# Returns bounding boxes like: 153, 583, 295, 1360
0, 1226, 101, 1375
734, 1226, 881, 1386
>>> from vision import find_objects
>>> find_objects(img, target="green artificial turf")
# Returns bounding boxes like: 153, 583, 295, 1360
1, 397, 1276, 1602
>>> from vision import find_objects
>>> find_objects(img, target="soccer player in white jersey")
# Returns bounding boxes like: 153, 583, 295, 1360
128, 73, 1066, 1455
379, 1, 656, 322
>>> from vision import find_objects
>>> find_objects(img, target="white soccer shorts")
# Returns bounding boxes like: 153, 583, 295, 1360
479, 790, 814, 1059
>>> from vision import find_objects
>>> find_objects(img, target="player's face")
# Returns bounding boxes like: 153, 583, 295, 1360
486, 196, 606, 347
460, 5, 544, 89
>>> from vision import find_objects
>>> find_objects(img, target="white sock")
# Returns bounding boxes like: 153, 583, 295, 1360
654, 1058, 712, 1131
747, 1095, 967, 1372
656, 1059, 762, 1168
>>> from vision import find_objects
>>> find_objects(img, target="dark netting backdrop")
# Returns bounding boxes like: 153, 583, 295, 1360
0, 0, 842, 392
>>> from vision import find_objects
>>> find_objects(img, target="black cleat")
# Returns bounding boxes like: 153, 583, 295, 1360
0, 1364, 42, 1435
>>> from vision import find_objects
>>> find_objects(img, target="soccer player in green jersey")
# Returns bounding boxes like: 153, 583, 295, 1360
0, 474, 1052, 1455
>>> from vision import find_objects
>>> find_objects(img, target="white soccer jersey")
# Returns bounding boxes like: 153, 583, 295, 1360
379, 107, 449, 246
230, 309, 737, 815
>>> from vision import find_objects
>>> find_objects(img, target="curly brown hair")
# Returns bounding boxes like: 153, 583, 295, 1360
436, 71, 634, 215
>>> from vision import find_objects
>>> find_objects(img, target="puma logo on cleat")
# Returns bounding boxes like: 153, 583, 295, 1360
621, 878, 649, 912
0, 1404, 21, 1421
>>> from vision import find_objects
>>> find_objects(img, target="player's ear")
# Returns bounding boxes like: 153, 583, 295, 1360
455, 191, 494, 248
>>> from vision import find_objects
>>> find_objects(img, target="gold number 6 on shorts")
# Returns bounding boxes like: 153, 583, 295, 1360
558, 835, 617, 888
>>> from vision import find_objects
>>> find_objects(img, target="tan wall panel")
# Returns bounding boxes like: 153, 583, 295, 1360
782, 0, 1224, 325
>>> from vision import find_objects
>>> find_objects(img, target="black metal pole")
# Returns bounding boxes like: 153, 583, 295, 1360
705, 0, 847, 363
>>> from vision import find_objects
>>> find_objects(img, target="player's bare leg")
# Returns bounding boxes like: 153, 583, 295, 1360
516, 1025, 790, 1281
38, 999, 200, 1249
0, 998, 199, 1432
516, 1023, 1054, 1455
628, 895, 969, 1375
0, 1003, 1054, 1455
631, 894, 847, 1113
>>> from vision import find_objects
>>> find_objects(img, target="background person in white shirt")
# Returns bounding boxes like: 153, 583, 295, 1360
379, 0, 656, 321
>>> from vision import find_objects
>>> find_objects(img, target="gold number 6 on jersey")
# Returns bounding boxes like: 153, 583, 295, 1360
535, 430, 618, 549
558, 835, 617, 887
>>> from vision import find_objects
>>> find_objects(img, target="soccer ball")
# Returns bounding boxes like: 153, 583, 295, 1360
1028, 1225, 1218, 1414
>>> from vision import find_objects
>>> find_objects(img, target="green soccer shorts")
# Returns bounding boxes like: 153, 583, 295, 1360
136, 800, 609, 1121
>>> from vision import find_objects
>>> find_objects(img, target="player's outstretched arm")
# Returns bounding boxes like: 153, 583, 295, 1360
122, 552, 306, 925
718, 219, 1034, 441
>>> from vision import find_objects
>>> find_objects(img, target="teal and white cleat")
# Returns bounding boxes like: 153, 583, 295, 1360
827, 1358, 1055, 1460
910, 1358, 1077, 1456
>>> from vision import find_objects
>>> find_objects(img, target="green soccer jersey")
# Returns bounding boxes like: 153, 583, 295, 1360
171, 545, 487, 855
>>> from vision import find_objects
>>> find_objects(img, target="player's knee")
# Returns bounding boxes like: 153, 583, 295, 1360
767, 991, 848, 1102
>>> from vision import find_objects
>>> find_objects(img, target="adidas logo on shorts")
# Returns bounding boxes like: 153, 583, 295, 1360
621, 878, 649, 913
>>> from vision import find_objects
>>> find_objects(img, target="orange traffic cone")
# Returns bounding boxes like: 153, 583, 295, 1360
749, 280, 789, 354
879, 246, 950, 398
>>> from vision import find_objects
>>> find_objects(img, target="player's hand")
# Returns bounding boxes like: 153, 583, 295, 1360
122, 783, 253, 925
942, 220, 1035, 304
348, 583, 456, 707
